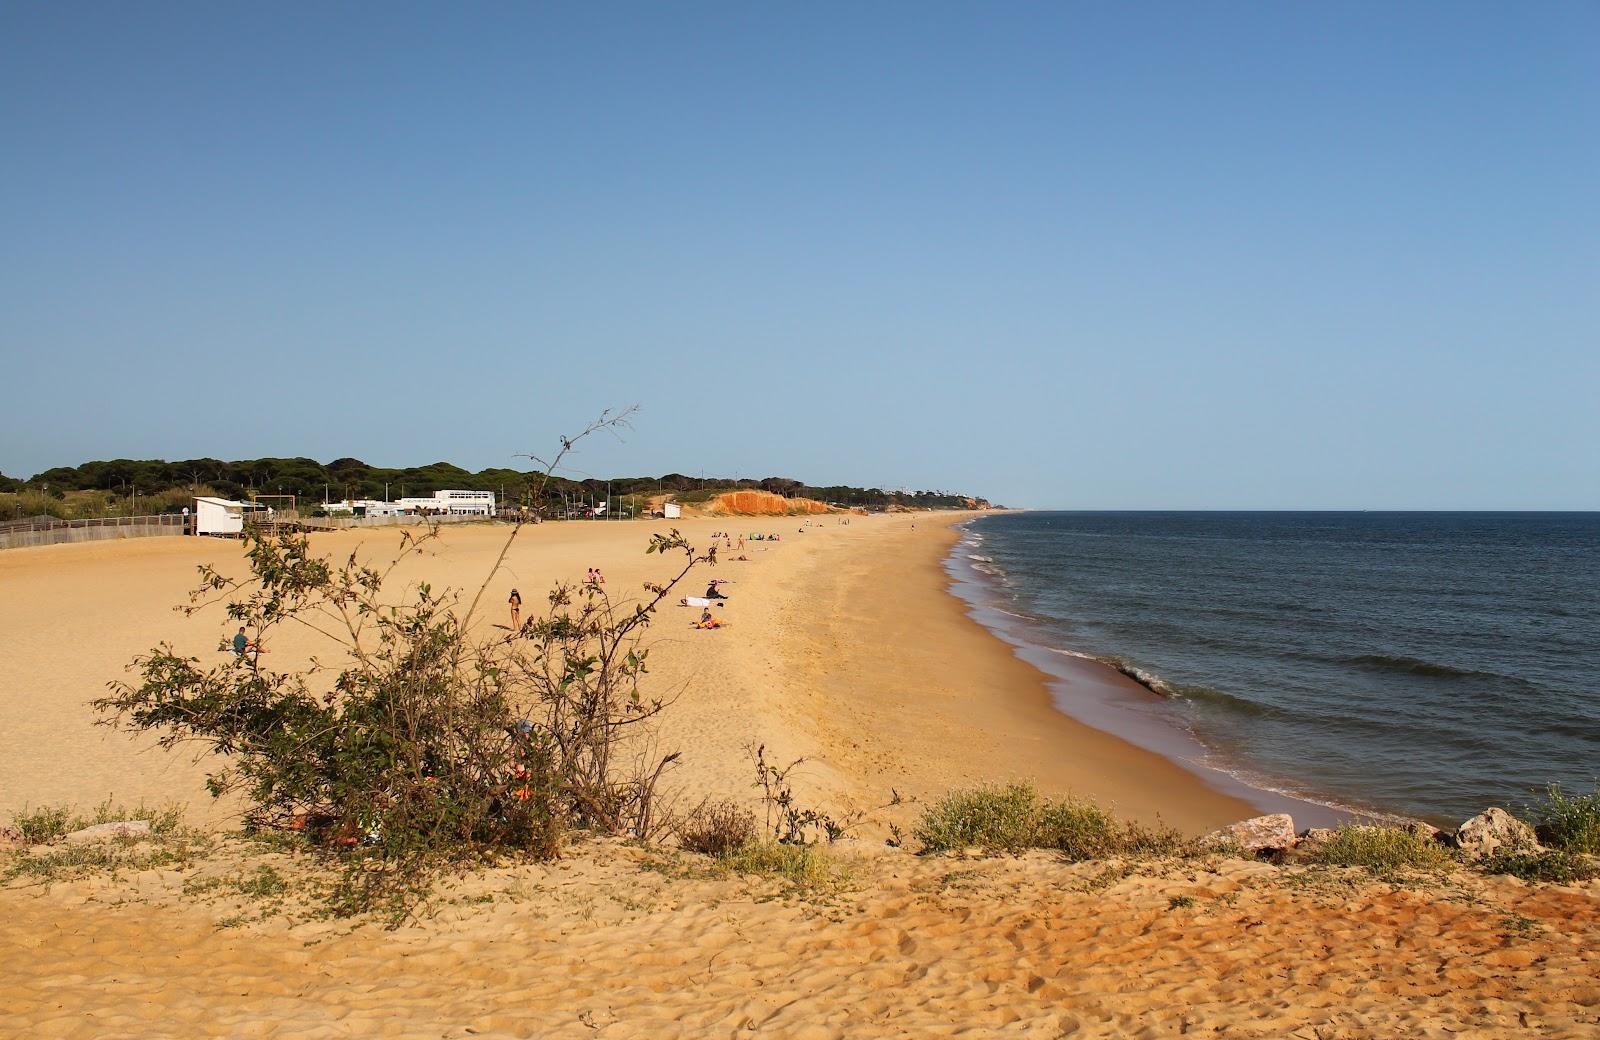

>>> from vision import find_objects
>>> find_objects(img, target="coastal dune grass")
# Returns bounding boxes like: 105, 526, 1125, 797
1307, 826, 1456, 873
913, 783, 1185, 859
1529, 784, 1600, 855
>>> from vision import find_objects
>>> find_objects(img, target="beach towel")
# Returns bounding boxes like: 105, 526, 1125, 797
683, 596, 713, 607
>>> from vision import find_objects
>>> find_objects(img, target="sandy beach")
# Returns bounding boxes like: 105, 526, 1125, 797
0, 512, 1255, 830
3, 514, 1596, 1037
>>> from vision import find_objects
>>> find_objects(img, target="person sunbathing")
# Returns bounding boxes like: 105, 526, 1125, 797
695, 609, 726, 630
704, 583, 729, 600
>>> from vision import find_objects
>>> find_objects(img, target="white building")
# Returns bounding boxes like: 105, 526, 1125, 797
318, 499, 407, 517
193, 496, 266, 536
395, 490, 497, 516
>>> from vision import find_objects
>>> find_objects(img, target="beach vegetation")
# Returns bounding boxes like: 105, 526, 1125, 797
1527, 783, 1600, 855
715, 840, 844, 891
3, 814, 211, 885
1480, 849, 1599, 885
1307, 825, 1457, 874
89, 413, 716, 920
749, 744, 854, 845
678, 799, 759, 857
8, 800, 186, 846
914, 783, 1042, 854
914, 784, 1191, 860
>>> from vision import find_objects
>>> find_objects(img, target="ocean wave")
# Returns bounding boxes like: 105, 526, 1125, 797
967, 553, 994, 563
1344, 654, 1495, 680
1045, 649, 1282, 718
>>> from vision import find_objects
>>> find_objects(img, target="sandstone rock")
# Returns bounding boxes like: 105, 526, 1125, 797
1454, 808, 1538, 859
1402, 819, 1444, 844
1299, 828, 1336, 845
64, 820, 151, 844
1201, 814, 1297, 852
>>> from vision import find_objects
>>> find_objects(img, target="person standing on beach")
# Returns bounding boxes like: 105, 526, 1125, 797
508, 588, 522, 630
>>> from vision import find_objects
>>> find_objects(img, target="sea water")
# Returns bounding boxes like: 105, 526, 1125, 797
955, 512, 1600, 824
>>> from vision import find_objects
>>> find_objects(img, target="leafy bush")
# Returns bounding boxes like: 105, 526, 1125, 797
680, 800, 757, 857
1480, 849, 1599, 884
1308, 826, 1456, 873
91, 418, 714, 917
914, 783, 1042, 854
1528, 784, 1600, 855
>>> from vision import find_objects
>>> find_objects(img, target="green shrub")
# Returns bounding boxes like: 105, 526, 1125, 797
1528, 784, 1600, 855
715, 841, 844, 890
914, 785, 1190, 861
913, 783, 1042, 853
12, 806, 72, 844
1035, 799, 1121, 860
1309, 826, 1456, 873
1481, 849, 1599, 884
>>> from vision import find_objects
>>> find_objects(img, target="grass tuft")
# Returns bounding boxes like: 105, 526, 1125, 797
913, 783, 1042, 854
1481, 849, 1599, 884
1308, 826, 1456, 873
914, 784, 1193, 861
1528, 784, 1600, 855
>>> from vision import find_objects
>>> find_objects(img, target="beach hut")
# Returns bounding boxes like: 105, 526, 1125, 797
663, 502, 682, 519
193, 496, 255, 536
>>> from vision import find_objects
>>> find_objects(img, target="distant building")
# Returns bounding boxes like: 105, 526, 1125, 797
193, 496, 266, 536
395, 490, 496, 516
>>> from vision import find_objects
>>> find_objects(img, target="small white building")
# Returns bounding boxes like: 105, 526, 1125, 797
395, 490, 497, 516
663, 502, 682, 519
193, 496, 264, 536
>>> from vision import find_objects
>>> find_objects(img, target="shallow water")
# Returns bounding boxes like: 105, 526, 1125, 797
958, 512, 1600, 824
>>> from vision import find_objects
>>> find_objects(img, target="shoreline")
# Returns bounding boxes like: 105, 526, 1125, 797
941, 516, 1345, 828
0, 511, 1273, 835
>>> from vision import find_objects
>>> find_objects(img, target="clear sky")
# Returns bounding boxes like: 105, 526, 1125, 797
3, 3, 1596, 508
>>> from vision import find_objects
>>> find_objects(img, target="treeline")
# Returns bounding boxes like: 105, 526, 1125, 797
1, 458, 990, 513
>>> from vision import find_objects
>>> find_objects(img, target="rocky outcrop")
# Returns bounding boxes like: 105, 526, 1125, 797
1201, 814, 1297, 852
1453, 808, 1539, 859
64, 820, 151, 843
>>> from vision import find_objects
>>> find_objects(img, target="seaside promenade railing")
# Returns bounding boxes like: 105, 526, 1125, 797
0, 509, 522, 549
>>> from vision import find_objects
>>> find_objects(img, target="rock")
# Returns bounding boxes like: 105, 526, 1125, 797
1299, 828, 1336, 845
1453, 808, 1539, 859
64, 820, 151, 844
1402, 819, 1444, 844
1201, 814, 1297, 852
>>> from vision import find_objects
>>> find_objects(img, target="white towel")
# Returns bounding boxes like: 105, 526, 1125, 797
683, 596, 713, 607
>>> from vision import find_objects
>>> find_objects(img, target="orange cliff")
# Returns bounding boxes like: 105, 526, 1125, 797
706, 490, 839, 516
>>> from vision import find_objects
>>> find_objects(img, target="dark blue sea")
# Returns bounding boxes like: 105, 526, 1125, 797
955, 512, 1600, 825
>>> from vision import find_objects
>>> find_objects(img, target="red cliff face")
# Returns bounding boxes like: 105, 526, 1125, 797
706, 490, 836, 515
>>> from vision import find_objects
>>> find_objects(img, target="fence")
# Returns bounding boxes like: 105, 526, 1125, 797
0, 513, 188, 550
0, 510, 507, 549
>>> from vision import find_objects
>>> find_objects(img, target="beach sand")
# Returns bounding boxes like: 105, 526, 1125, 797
0, 512, 1255, 829
4, 514, 1595, 1037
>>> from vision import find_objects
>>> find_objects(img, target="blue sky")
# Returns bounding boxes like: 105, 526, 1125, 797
3, 3, 1595, 508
